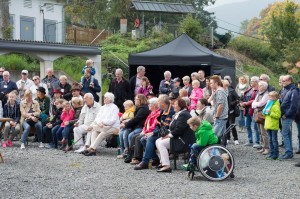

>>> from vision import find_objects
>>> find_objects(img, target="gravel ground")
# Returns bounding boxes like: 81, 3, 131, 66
1, 124, 300, 199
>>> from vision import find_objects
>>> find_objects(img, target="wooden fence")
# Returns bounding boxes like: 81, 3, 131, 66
66, 27, 110, 44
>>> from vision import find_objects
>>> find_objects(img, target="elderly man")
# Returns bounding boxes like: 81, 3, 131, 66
280, 75, 298, 160
81, 68, 101, 102
73, 93, 101, 153
16, 70, 34, 101
198, 70, 206, 89
260, 74, 275, 92
208, 75, 228, 137
83, 92, 120, 156
129, 66, 146, 99
0, 71, 18, 106
41, 68, 59, 97
159, 71, 174, 95
108, 68, 131, 113
240, 76, 260, 147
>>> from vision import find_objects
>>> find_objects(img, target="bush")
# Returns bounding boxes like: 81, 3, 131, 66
0, 53, 39, 70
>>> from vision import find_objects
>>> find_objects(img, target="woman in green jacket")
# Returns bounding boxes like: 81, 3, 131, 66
187, 117, 218, 167
263, 91, 281, 160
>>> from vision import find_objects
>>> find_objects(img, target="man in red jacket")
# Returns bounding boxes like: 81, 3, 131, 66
240, 76, 260, 147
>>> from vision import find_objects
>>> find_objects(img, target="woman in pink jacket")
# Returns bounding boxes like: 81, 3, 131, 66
52, 101, 74, 149
189, 80, 203, 110
137, 76, 153, 98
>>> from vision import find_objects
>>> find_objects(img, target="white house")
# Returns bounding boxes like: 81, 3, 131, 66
9, 0, 64, 42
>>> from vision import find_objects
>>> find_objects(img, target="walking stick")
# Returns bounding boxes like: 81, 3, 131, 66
0, 152, 4, 163
64, 136, 84, 153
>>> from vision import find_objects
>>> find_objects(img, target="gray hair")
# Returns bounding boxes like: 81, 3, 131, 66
260, 74, 270, 82
224, 75, 232, 84
104, 92, 115, 102
251, 76, 259, 83
182, 97, 190, 106
115, 68, 123, 75
137, 66, 145, 72
148, 97, 158, 105
84, 93, 94, 100
191, 72, 200, 80
164, 71, 171, 77
258, 81, 268, 89
3, 71, 9, 76
182, 76, 190, 82
158, 94, 170, 105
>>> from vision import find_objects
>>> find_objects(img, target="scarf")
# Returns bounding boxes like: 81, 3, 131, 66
262, 100, 275, 115
238, 83, 247, 90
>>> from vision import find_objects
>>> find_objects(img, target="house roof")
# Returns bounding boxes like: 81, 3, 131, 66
130, 1, 196, 14
0, 39, 101, 55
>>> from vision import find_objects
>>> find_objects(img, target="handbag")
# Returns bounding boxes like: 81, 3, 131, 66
159, 126, 170, 137
254, 111, 265, 124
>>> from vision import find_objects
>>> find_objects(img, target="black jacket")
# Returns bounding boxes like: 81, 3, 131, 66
51, 108, 63, 126
57, 83, 72, 101
109, 78, 131, 101
129, 75, 137, 99
3, 102, 21, 123
125, 104, 150, 129
228, 87, 239, 112
169, 110, 195, 153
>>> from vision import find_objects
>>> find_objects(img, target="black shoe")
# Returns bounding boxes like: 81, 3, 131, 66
155, 164, 163, 169
134, 162, 148, 170
80, 150, 89, 155
157, 167, 172, 173
295, 150, 300, 154
295, 162, 300, 167
84, 150, 96, 156
124, 155, 132, 163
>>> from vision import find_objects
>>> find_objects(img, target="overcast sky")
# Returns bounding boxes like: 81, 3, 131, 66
207, 0, 248, 8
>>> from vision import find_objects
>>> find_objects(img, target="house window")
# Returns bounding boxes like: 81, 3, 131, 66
24, 0, 32, 8
46, 4, 54, 12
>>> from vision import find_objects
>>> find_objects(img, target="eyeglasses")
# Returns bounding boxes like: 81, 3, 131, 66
22, 73, 27, 75
33, 79, 38, 81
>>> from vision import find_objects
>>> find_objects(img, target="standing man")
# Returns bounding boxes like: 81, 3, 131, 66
159, 71, 174, 95
0, 71, 18, 106
81, 68, 101, 102
109, 68, 131, 113
129, 66, 146, 99
41, 68, 59, 97
16, 70, 34, 102
209, 75, 228, 137
279, 75, 298, 160
260, 74, 275, 92
198, 70, 206, 89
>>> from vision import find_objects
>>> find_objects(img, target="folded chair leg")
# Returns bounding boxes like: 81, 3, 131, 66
174, 154, 177, 170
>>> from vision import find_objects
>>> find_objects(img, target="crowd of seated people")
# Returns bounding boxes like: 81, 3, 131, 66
1, 63, 300, 169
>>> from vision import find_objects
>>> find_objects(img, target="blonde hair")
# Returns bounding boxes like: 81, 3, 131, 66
86, 59, 94, 65
55, 99, 66, 105
24, 90, 32, 97
269, 91, 278, 99
59, 75, 68, 81
182, 76, 190, 82
123, 100, 134, 107
179, 89, 188, 97
187, 116, 201, 127
192, 80, 200, 87
72, 97, 83, 106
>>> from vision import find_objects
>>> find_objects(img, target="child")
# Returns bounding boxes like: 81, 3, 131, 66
189, 80, 203, 110
44, 99, 65, 147
81, 59, 95, 85
187, 117, 218, 169
52, 101, 74, 149
118, 100, 136, 158
263, 91, 281, 160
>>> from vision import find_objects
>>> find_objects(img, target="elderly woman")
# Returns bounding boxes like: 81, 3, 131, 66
83, 92, 120, 156
189, 80, 203, 110
58, 75, 72, 101
190, 98, 214, 125
30, 76, 48, 99
137, 76, 153, 97
191, 72, 200, 82
235, 75, 249, 133
155, 98, 195, 172
252, 81, 269, 154
35, 87, 50, 125
20, 90, 42, 149
129, 97, 160, 165
182, 76, 192, 96
124, 94, 150, 163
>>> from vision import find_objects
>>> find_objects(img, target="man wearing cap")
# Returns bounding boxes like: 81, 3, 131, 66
0, 71, 18, 106
41, 68, 59, 97
16, 70, 34, 102
71, 82, 83, 100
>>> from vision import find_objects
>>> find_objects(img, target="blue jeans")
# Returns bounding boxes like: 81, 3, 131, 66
62, 125, 74, 146
213, 119, 227, 137
52, 126, 64, 147
238, 110, 245, 127
267, 130, 279, 158
245, 115, 260, 144
21, 121, 43, 143
296, 122, 300, 149
141, 135, 159, 164
119, 128, 131, 153
281, 118, 293, 157
189, 143, 203, 165
128, 128, 142, 146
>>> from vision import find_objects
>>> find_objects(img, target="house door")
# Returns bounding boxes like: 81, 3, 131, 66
44, 20, 56, 42
20, 16, 34, 41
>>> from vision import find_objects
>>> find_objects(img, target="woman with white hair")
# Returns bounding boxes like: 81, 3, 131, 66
83, 92, 120, 156
252, 81, 269, 155
58, 75, 72, 101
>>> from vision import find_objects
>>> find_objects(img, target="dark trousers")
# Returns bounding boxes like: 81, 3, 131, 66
132, 134, 144, 160
114, 98, 125, 113
226, 113, 238, 141
62, 125, 74, 146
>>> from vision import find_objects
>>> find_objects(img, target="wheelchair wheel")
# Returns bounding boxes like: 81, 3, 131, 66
197, 145, 235, 181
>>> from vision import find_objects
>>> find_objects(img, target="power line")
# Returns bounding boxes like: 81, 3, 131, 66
217, 26, 268, 42
215, 18, 241, 29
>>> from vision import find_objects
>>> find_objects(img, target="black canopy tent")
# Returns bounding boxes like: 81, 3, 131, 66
128, 33, 236, 92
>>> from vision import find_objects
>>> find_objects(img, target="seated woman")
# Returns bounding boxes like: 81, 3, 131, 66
155, 98, 195, 173
30, 75, 48, 99
187, 117, 218, 169
60, 97, 84, 151
129, 97, 160, 165
123, 94, 150, 162
20, 90, 43, 149
83, 92, 120, 156
190, 98, 214, 125
137, 77, 153, 98
118, 100, 136, 158
2, 91, 21, 147
35, 87, 50, 125
49, 88, 63, 118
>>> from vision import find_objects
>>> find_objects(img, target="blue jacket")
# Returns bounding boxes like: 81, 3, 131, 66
82, 66, 96, 75
280, 84, 299, 119
81, 77, 101, 102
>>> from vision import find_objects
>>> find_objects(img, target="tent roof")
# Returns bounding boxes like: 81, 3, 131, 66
128, 33, 235, 67
130, 1, 196, 14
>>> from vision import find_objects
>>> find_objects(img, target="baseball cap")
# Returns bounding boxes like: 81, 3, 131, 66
21, 70, 28, 74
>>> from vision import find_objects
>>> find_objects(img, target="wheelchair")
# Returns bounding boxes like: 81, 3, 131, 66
187, 124, 236, 181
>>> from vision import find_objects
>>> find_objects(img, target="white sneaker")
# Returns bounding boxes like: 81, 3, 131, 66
74, 146, 86, 153
39, 142, 44, 148
20, 143, 25, 149
234, 140, 239, 145
226, 140, 230, 145
253, 144, 261, 149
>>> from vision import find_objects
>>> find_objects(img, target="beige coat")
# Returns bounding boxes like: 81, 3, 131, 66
20, 99, 41, 128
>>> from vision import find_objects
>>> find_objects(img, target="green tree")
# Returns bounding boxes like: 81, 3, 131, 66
178, 14, 203, 41
0, 0, 10, 39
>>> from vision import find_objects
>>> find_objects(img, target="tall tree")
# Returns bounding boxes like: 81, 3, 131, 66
0, 0, 10, 39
